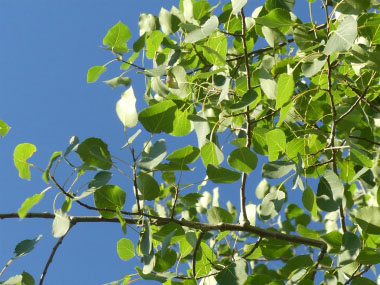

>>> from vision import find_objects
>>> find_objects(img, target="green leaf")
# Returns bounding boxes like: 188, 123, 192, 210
137, 139, 167, 171
279, 255, 313, 278
293, 24, 317, 51
358, 13, 380, 44
340, 232, 361, 265
87, 66, 106, 83
323, 16, 357, 55
88, 171, 113, 188
316, 176, 339, 212
137, 172, 160, 201
103, 21, 131, 53
21, 271, 35, 285
229, 90, 259, 110
276, 73, 294, 109
161, 230, 177, 258
201, 141, 224, 167
154, 249, 177, 272
159, 8, 180, 35
14, 235, 42, 257
321, 231, 343, 253
167, 145, 200, 166
168, 65, 188, 99
354, 206, 380, 234
42, 151, 61, 184
215, 259, 248, 285
141, 219, 152, 256
13, 143, 37, 181
302, 187, 318, 218
171, 109, 192, 136
356, 248, 380, 264
135, 267, 167, 283
138, 100, 177, 133
207, 206, 234, 224
117, 238, 135, 261
0, 120, 10, 138
302, 55, 327, 77
104, 76, 131, 88
265, 0, 295, 11
195, 243, 216, 277
262, 161, 295, 179
76, 138, 112, 170
265, 129, 286, 161
206, 164, 241, 184
228, 147, 258, 173
345, 0, 370, 11
202, 32, 227, 66
231, 0, 247, 14
259, 189, 286, 220
146, 30, 165, 59
351, 278, 376, 285
255, 8, 295, 28
185, 15, 218, 43
259, 68, 277, 100
52, 209, 70, 238
94, 185, 126, 219
18, 193, 45, 219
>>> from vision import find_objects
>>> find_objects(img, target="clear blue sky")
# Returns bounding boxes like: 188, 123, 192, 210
0, 1, 333, 284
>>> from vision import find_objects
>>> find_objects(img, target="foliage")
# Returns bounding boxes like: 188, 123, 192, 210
1, 0, 380, 284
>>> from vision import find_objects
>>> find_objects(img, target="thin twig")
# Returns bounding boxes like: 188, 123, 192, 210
171, 185, 180, 219
131, 148, 141, 213
322, 0, 346, 233
192, 231, 205, 278
349, 136, 380, 147
344, 264, 362, 285
238, 7, 251, 226
311, 246, 327, 280
39, 224, 73, 285
242, 237, 262, 259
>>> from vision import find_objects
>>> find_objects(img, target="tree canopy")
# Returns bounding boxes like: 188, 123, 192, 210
1, 0, 380, 284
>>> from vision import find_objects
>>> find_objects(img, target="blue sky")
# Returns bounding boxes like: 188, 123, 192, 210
0, 1, 341, 284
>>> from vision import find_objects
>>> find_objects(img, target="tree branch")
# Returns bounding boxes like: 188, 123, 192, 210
238, 7, 252, 226
39, 225, 73, 285
192, 231, 205, 278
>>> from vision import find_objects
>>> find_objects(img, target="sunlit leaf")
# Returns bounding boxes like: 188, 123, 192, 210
117, 238, 135, 261
13, 143, 37, 181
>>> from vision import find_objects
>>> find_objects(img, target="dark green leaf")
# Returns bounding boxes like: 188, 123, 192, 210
94, 185, 126, 219
228, 147, 258, 173
138, 100, 177, 133
215, 259, 248, 285
339, 232, 361, 265
355, 206, 380, 234
137, 172, 160, 201
14, 235, 42, 257
167, 145, 200, 165
76, 138, 112, 170
255, 8, 295, 28
206, 164, 241, 184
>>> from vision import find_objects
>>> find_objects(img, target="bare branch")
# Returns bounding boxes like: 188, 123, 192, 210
192, 231, 205, 278
39, 225, 73, 285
